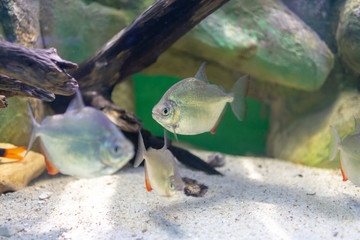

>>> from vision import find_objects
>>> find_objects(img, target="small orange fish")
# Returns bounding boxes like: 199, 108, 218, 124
0, 147, 26, 160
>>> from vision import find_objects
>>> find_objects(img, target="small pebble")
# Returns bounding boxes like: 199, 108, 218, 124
207, 152, 225, 167
183, 177, 208, 197
39, 192, 53, 200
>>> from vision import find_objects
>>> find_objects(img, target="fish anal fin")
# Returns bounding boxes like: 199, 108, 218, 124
210, 109, 227, 134
339, 153, 348, 182
145, 165, 152, 192
45, 158, 60, 175
4, 146, 26, 161
40, 144, 60, 175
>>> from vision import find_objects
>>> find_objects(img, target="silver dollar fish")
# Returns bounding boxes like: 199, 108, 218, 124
134, 130, 184, 197
329, 117, 360, 186
152, 62, 248, 138
26, 90, 134, 178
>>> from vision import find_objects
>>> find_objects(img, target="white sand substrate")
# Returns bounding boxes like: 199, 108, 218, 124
0, 149, 360, 240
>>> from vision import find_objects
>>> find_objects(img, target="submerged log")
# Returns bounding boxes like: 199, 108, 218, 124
72, 0, 231, 94
0, 74, 55, 103
0, 39, 79, 99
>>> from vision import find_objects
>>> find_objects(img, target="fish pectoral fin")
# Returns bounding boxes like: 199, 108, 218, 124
44, 157, 60, 175
145, 167, 152, 192
339, 153, 348, 182
3, 146, 26, 161
171, 125, 179, 142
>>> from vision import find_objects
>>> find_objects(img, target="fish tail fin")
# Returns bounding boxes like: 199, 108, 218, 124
25, 101, 40, 157
3, 146, 26, 160
230, 75, 249, 121
134, 131, 146, 168
329, 125, 341, 161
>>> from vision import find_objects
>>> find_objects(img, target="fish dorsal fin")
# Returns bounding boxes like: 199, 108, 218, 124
194, 62, 209, 83
66, 88, 85, 112
354, 116, 360, 135
134, 131, 146, 168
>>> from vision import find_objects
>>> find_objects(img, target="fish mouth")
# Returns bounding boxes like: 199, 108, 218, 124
151, 110, 160, 119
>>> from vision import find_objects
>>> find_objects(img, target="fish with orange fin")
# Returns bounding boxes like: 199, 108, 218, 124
152, 62, 248, 139
25, 89, 134, 178
0, 146, 26, 160
329, 117, 360, 186
134, 130, 184, 197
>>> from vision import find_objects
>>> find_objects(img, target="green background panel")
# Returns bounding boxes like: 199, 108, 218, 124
133, 74, 269, 155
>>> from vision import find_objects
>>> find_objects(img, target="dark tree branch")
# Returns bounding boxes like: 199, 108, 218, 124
72, 0, 230, 94
0, 39, 79, 96
0, 74, 55, 102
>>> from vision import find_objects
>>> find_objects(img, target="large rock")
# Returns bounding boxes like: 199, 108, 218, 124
0, 143, 45, 193
269, 90, 360, 168
144, 0, 334, 92
336, 0, 360, 74
0, 0, 41, 46
40, 0, 133, 63
0, 97, 48, 148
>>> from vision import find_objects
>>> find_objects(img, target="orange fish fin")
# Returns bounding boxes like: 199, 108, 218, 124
339, 153, 348, 181
4, 146, 26, 161
40, 142, 60, 175
45, 158, 60, 175
145, 165, 152, 192
210, 112, 226, 134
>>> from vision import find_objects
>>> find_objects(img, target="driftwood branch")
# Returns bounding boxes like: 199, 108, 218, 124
72, 0, 230, 94
0, 74, 55, 102
0, 39, 78, 97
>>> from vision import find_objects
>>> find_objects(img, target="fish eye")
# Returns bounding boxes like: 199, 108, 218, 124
162, 107, 170, 116
169, 182, 175, 190
111, 144, 122, 155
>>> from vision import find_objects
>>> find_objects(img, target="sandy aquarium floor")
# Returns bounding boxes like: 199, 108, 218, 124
0, 149, 360, 240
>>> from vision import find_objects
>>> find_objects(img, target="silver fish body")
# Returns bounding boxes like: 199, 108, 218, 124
26, 90, 134, 178
134, 131, 184, 197
152, 62, 247, 136
330, 118, 360, 186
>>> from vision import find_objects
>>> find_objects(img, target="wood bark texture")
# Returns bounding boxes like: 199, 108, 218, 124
0, 39, 78, 105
